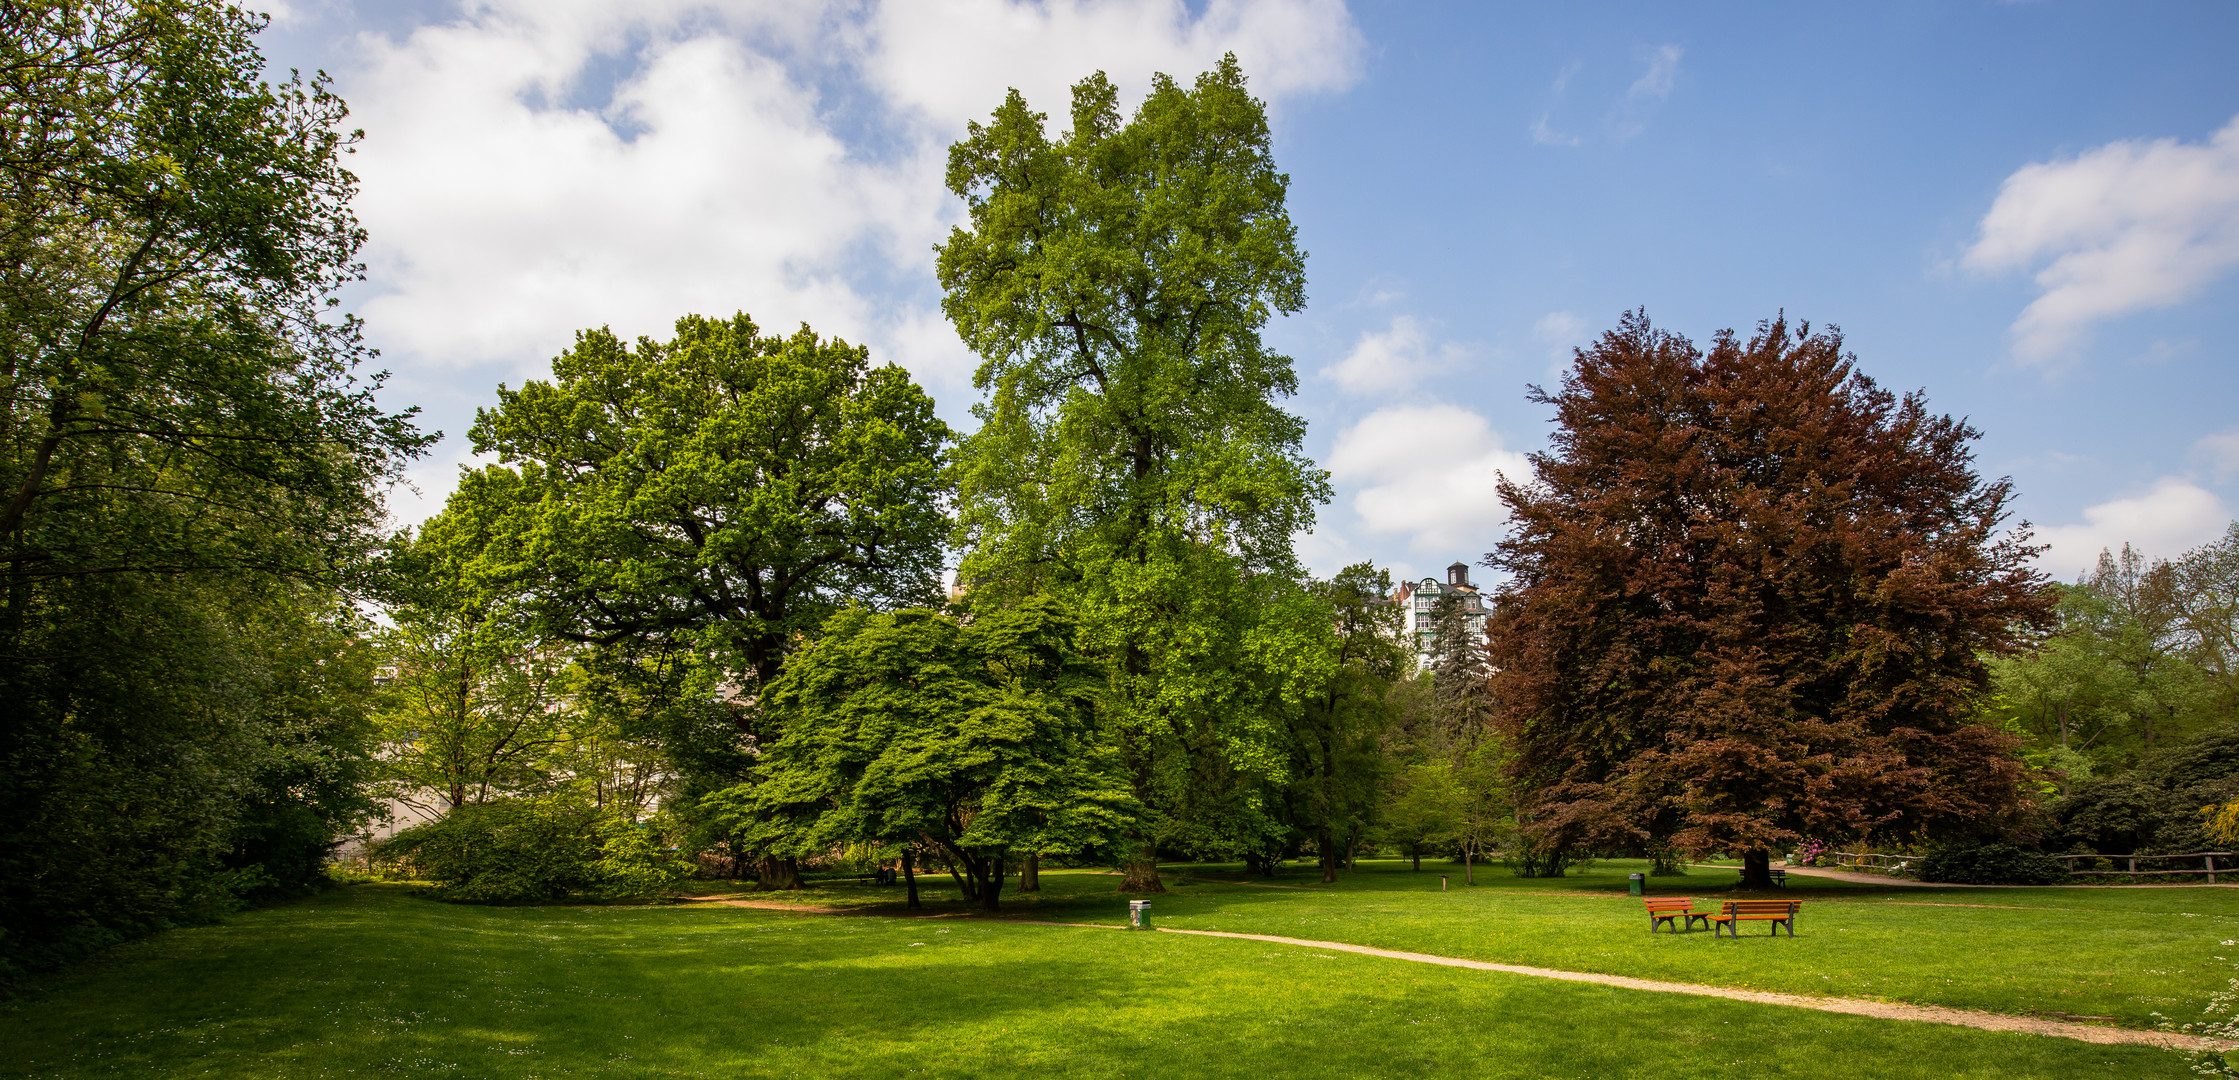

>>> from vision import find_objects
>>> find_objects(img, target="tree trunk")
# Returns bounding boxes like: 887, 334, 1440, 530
1464, 847, 1474, 885
754, 855, 804, 891
1411, 845, 1421, 872
1345, 826, 1358, 870
981, 854, 1007, 912
1119, 843, 1165, 893
903, 848, 920, 910
1020, 853, 1040, 892
1740, 849, 1775, 890
947, 857, 976, 900
1318, 826, 1338, 883
2056, 699, 2069, 748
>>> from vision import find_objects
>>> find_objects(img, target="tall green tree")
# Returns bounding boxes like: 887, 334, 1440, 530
938, 57, 1329, 892
1992, 545, 2221, 777
458, 313, 950, 888
373, 501, 575, 814
1488, 312, 2052, 889
0, 1, 425, 976
1289, 564, 1405, 882
736, 600, 1133, 912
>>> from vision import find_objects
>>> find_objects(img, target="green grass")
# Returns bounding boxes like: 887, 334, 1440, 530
705, 857, 2239, 1030
0, 870, 2214, 1079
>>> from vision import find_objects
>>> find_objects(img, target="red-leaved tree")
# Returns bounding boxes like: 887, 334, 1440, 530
1486, 312, 2053, 889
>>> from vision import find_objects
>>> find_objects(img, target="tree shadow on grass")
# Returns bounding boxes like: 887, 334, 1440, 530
0, 886, 2192, 1080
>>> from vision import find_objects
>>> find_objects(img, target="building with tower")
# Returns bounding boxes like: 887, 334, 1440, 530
1393, 561, 1486, 668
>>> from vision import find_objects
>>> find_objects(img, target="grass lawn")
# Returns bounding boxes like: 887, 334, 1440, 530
749, 857, 2238, 1029
0, 868, 2215, 1079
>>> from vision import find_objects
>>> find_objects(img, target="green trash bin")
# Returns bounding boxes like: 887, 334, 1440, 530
1628, 872, 1645, 896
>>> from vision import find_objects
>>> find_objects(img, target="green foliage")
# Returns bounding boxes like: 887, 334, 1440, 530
453, 312, 952, 880
1914, 842, 2068, 885
377, 797, 685, 902
1283, 564, 1407, 879
1379, 760, 1464, 867
1990, 545, 2226, 775
732, 600, 1135, 909
372, 509, 576, 812
2050, 725, 2239, 855
0, 0, 426, 978
938, 57, 1329, 885
1, 584, 388, 976
463, 313, 950, 691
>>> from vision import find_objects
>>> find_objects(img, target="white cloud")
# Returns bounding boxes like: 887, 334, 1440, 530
2193, 429, 2239, 483
1532, 309, 1591, 370
1626, 44, 1681, 101
1608, 44, 1681, 140
1321, 315, 1469, 395
1963, 113, 2239, 366
1326, 404, 1530, 553
2033, 476, 2233, 578
864, 0, 1363, 131
1529, 114, 1579, 147
1527, 61, 1581, 147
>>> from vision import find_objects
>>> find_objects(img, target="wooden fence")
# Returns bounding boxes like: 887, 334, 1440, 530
2056, 852, 2230, 884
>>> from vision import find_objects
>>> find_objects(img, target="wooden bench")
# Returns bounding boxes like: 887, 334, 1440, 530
1710, 900, 1801, 938
1643, 897, 1710, 933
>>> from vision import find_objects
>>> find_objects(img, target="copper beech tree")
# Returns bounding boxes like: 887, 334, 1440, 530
1486, 312, 2053, 889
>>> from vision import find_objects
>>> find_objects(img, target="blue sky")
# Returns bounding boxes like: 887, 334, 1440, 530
260, 1, 2239, 584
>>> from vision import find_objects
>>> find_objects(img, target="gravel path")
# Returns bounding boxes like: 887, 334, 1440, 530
1155, 926, 2228, 1052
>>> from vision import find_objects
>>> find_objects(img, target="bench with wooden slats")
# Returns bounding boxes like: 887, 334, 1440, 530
1642, 897, 1709, 933
1709, 899, 1801, 938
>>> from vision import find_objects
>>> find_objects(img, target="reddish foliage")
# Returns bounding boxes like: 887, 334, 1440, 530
1486, 312, 2053, 865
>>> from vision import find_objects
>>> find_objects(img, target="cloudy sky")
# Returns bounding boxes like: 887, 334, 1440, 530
260, 0, 2239, 584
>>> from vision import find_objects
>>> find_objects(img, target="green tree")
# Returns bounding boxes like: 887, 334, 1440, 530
373, 504, 574, 813
2173, 525, 2239, 722
458, 313, 950, 888
735, 600, 1133, 912
938, 57, 1328, 892
1993, 545, 2220, 774
0, 1, 426, 976
1379, 759, 1463, 872
1290, 564, 1405, 882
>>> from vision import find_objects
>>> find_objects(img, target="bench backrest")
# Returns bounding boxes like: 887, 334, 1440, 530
1642, 898, 1694, 909
1721, 900, 1800, 915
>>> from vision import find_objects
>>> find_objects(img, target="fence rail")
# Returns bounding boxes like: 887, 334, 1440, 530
1826, 852, 1918, 873
1821, 850, 2233, 883
2055, 851, 2230, 884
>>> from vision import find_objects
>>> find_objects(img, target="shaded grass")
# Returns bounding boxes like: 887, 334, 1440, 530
701, 857, 2239, 1029
0, 886, 2191, 1079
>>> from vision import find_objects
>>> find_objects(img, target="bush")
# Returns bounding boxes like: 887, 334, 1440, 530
2051, 726, 2239, 856
376, 798, 688, 902
1915, 842, 2068, 885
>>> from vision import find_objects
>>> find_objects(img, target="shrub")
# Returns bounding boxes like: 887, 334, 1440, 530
1915, 842, 2068, 885
2052, 726, 2239, 856
377, 798, 687, 901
